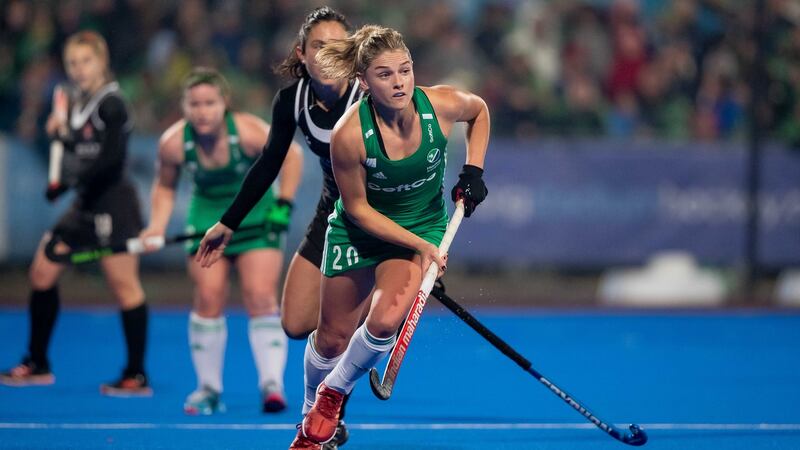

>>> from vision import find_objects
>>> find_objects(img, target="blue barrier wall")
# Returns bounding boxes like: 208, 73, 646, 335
459, 139, 800, 268
3, 135, 799, 268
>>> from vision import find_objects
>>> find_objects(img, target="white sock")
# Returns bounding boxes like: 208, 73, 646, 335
324, 325, 396, 395
303, 331, 342, 414
188, 311, 227, 394
248, 314, 287, 393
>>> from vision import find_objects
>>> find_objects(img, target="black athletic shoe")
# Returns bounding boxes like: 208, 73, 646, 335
100, 372, 153, 397
328, 391, 351, 447
331, 420, 350, 448
0, 357, 55, 386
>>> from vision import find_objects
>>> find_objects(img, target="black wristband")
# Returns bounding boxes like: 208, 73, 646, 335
276, 198, 294, 210
461, 164, 483, 177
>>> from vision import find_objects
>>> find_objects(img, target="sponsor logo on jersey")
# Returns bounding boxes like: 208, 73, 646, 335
427, 123, 434, 143
75, 142, 101, 157
365, 129, 374, 139
367, 171, 437, 193
364, 158, 377, 168
421, 113, 433, 120
372, 171, 388, 180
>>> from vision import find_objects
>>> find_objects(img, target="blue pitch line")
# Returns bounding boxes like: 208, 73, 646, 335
1, 423, 800, 431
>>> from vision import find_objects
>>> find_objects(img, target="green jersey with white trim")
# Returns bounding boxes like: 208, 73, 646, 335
183, 112, 280, 254
322, 88, 448, 276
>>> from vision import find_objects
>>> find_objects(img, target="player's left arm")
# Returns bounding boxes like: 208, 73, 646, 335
424, 85, 490, 168
424, 85, 491, 217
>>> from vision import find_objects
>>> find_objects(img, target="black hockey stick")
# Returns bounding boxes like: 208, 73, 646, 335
44, 224, 265, 264
369, 200, 465, 400
430, 281, 648, 446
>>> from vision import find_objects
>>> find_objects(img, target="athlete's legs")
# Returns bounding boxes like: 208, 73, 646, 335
25, 235, 66, 371
100, 253, 148, 379
364, 256, 424, 338
299, 267, 372, 417
2, 236, 70, 385
281, 252, 322, 339
188, 256, 231, 317
29, 233, 67, 291
186, 256, 231, 395
304, 259, 419, 443
236, 249, 288, 411
100, 253, 145, 310
323, 256, 421, 394
237, 248, 282, 317
315, 268, 375, 359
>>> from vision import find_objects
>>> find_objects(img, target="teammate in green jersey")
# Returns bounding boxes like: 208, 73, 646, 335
289, 25, 490, 449
140, 67, 303, 415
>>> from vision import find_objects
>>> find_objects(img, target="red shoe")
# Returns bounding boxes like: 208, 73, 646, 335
302, 383, 345, 444
0, 358, 55, 386
289, 424, 322, 450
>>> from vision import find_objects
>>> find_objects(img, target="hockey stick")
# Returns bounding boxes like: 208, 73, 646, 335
44, 223, 265, 265
429, 281, 648, 446
369, 200, 465, 400
48, 85, 68, 190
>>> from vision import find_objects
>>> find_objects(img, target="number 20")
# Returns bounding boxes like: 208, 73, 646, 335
332, 245, 359, 270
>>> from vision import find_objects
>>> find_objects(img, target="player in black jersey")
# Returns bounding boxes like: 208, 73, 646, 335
195, 7, 356, 449
0, 31, 151, 396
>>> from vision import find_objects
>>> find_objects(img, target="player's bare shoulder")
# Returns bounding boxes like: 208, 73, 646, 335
158, 119, 187, 164
420, 85, 462, 119
233, 112, 270, 156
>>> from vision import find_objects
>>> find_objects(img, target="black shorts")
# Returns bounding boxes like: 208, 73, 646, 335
296, 193, 336, 268
52, 181, 144, 249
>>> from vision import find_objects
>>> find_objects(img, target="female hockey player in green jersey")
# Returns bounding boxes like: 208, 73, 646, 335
287, 25, 490, 449
141, 67, 303, 415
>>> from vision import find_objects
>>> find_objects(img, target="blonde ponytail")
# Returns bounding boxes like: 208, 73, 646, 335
316, 25, 409, 80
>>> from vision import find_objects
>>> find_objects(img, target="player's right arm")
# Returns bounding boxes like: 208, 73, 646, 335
140, 120, 184, 251
218, 89, 298, 230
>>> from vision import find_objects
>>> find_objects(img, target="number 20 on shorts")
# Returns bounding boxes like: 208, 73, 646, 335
331, 245, 359, 270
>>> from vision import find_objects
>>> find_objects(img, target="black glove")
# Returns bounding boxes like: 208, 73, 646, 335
264, 198, 294, 233
45, 184, 68, 203
451, 164, 487, 217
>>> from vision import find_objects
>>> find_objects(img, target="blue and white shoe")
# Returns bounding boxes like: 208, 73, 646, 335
184, 387, 225, 415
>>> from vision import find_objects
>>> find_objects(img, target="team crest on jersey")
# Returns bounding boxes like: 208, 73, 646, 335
426, 148, 440, 163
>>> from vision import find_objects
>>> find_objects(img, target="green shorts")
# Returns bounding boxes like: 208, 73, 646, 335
321, 207, 447, 277
184, 193, 285, 256
184, 224, 285, 256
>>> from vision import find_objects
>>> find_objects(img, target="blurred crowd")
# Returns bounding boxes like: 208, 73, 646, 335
2, 0, 800, 147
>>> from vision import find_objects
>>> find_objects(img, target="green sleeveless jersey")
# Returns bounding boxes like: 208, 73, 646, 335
183, 113, 281, 254
322, 88, 448, 276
